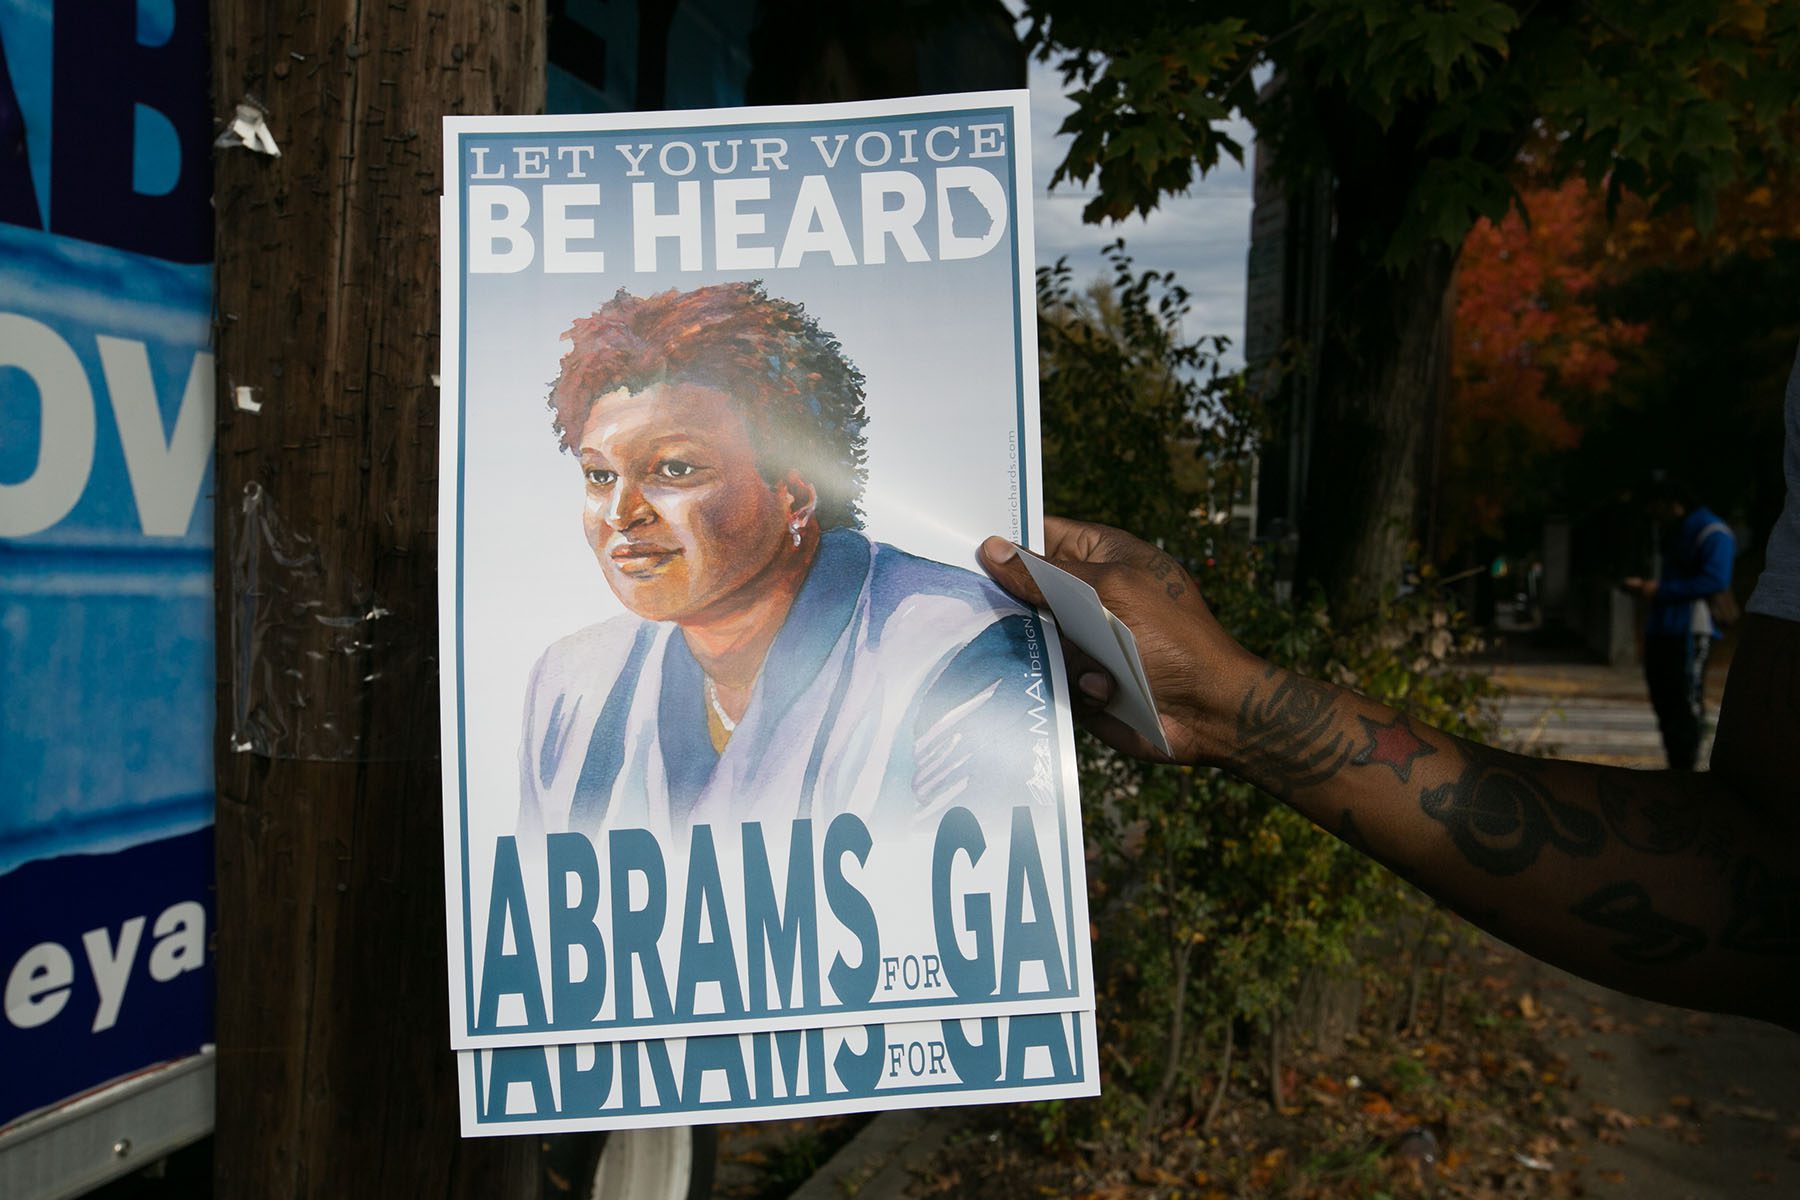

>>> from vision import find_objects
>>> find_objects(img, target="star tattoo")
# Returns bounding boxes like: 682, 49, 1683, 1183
1351, 713, 1436, 783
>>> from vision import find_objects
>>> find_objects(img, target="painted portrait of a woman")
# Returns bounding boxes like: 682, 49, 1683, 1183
516, 282, 1051, 839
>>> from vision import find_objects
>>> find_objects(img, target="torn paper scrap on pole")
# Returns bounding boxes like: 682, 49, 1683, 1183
216, 99, 281, 157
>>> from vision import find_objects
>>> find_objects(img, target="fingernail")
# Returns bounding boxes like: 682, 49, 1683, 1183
982, 537, 1018, 563
1078, 671, 1110, 702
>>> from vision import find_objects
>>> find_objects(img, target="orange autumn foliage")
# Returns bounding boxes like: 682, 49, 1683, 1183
1603, 176, 1800, 271
1445, 180, 1648, 549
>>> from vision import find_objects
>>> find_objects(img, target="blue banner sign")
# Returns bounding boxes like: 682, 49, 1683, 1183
0, 0, 214, 1128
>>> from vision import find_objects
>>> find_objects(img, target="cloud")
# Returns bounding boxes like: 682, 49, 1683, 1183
1026, 56, 1255, 366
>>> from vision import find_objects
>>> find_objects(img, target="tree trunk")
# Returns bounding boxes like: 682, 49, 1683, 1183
1200, 1020, 1235, 1132
1266, 1019, 1285, 1109
1295, 238, 1456, 614
1282, 79, 1476, 616
210, 3, 543, 1195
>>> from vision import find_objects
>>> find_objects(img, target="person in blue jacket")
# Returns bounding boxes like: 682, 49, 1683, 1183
1622, 476, 1737, 770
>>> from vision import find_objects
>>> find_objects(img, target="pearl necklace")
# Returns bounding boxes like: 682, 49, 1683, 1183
704, 676, 738, 733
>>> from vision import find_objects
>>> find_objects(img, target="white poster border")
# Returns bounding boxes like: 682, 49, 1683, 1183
458, 1010, 1100, 1135
439, 91, 1089, 1052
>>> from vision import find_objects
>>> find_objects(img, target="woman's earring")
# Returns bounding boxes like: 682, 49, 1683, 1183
788, 489, 815, 548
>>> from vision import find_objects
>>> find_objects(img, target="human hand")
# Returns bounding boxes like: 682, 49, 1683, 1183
1622, 576, 1659, 598
979, 517, 1262, 766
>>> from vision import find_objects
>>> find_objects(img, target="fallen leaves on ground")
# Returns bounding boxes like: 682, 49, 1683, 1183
920, 946, 1590, 1199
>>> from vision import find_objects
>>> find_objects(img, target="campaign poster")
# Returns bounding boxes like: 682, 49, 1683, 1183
0, 0, 214, 1127
439, 92, 1095, 1054
459, 1010, 1097, 1135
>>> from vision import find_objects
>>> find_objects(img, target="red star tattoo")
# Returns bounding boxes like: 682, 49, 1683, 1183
1351, 713, 1436, 782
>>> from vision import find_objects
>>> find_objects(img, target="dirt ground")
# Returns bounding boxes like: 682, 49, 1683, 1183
1514, 954, 1800, 1198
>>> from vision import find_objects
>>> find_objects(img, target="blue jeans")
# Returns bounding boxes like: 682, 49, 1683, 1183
1644, 633, 1712, 770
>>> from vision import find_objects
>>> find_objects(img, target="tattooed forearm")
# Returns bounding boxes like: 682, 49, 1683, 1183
1564, 855, 1797, 972
1597, 774, 1731, 867
1720, 858, 1800, 956
1571, 881, 1707, 965
1229, 667, 1350, 799
1336, 807, 1442, 897
1419, 746, 1603, 875
1351, 713, 1436, 782
1336, 808, 1373, 855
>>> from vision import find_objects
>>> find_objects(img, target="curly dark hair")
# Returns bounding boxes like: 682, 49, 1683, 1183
548, 283, 870, 530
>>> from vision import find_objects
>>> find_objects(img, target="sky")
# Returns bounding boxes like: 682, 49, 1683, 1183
1022, 49, 1257, 368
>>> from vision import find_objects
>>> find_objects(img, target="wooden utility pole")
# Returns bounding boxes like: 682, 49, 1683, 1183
210, 3, 544, 1194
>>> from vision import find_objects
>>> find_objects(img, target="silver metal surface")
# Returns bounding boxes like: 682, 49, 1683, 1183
0, 1051, 213, 1200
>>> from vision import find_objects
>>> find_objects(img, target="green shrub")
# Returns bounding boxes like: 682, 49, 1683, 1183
1036, 245, 1497, 1143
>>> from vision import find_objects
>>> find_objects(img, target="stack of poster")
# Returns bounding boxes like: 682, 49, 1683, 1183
437, 91, 1099, 1134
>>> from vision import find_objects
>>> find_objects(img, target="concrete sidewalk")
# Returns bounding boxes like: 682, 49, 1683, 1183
1481, 654, 1728, 768
786, 1109, 960, 1200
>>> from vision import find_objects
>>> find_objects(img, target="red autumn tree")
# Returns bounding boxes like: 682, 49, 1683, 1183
1442, 179, 1647, 556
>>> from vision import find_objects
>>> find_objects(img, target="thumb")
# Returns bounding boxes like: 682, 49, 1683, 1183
978, 536, 1045, 606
